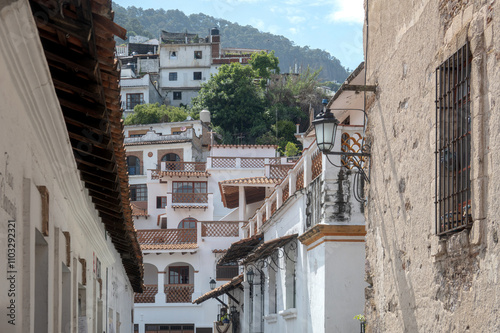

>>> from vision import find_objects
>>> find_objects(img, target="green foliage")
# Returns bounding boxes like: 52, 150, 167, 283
111, 2, 348, 82
191, 63, 267, 144
250, 50, 280, 88
124, 103, 195, 125
321, 80, 342, 92
354, 314, 366, 323
284, 142, 300, 157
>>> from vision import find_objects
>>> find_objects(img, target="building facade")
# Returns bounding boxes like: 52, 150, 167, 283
364, 0, 500, 332
124, 121, 290, 333
0, 0, 143, 332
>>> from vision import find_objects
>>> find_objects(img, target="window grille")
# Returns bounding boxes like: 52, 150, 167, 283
156, 196, 167, 209
194, 51, 202, 59
435, 43, 472, 235
173, 92, 182, 100
193, 72, 202, 80
169, 72, 177, 81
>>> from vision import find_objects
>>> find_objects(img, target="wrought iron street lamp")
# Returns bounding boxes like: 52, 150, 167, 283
312, 99, 371, 185
209, 278, 216, 290
246, 269, 254, 284
312, 99, 340, 153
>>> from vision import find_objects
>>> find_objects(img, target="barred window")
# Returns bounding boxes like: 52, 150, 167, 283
173, 91, 182, 100
435, 43, 472, 235
193, 72, 202, 80
169, 72, 178, 81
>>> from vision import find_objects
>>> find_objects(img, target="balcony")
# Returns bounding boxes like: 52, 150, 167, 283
136, 229, 197, 251
161, 161, 206, 172
133, 284, 195, 304
172, 193, 208, 204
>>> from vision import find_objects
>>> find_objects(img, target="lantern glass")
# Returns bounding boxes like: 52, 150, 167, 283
313, 111, 339, 153
230, 305, 236, 314
246, 269, 254, 284
209, 278, 216, 290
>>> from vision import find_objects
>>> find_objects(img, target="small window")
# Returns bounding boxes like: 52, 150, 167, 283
161, 153, 181, 162
178, 217, 197, 229
169, 72, 178, 81
169, 266, 189, 284
130, 184, 147, 201
126, 156, 141, 175
156, 196, 167, 209
194, 51, 202, 59
193, 72, 202, 80
173, 92, 182, 100
126, 93, 143, 110
435, 43, 472, 235
216, 263, 239, 280
170, 51, 177, 59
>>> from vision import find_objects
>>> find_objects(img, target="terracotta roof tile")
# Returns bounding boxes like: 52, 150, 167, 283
141, 243, 198, 251
171, 205, 208, 209
212, 249, 228, 253
151, 170, 211, 179
131, 201, 148, 216
125, 139, 191, 146
218, 233, 264, 265
219, 177, 281, 186
210, 144, 277, 149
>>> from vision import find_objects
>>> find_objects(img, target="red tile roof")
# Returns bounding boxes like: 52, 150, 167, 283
192, 274, 243, 304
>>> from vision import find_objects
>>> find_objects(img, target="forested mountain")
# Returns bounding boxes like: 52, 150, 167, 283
112, 3, 349, 82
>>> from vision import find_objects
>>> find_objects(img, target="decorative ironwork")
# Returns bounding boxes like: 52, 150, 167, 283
435, 43, 472, 235
212, 157, 236, 168
137, 229, 197, 245
172, 193, 208, 204
165, 284, 194, 303
282, 183, 289, 202
296, 166, 304, 190
241, 158, 265, 168
201, 222, 239, 237
270, 165, 294, 178
134, 285, 157, 303
340, 132, 366, 170
311, 149, 322, 180
162, 161, 206, 172
247, 240, 297, 273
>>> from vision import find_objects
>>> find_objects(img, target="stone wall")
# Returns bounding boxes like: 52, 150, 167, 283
365, 0, 500, 331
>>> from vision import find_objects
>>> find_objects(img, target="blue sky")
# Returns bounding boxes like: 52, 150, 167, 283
113, 0, 364, 71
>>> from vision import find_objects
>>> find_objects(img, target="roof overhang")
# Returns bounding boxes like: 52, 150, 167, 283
30, 0, 143, 291
192, 274, 244, 305
219, 178, 280, 209
218, 233, 264, 265
242, 234, 298, 265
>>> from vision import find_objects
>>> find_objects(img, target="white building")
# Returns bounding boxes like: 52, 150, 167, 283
0, 0, 143, 333
124, 119, 293, 333
194, 66, 369, 333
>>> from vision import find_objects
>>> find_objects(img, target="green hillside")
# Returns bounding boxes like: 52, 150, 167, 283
112, 3, 349, 82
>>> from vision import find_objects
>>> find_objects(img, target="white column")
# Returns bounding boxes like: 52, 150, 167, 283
239, 186, 246, 221
304, 152, 312, 187
277, 184, 283, 208
155, 272, 166, 304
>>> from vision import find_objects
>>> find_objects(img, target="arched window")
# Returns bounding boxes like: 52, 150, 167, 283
161, 153, 180, 162
126, 156, 141, 175
178, 217, 197, 229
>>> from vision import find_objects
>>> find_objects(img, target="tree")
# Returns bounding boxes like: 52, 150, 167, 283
192, 63, 268, 144
124, 103, 196, 125
250, 50, 280, 88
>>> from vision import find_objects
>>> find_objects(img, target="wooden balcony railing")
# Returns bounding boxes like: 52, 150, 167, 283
134, 285, 157, 303
136, 229, 197, 245
161, 161, 206, 172
172, 192, 208, 204
165, 284, 194, 303
201, 221, 240, 237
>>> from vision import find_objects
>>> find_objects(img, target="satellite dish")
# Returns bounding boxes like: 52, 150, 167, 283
180, 126, 187, 132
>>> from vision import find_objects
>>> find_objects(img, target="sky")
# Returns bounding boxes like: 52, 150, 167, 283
113, 0, 365, 71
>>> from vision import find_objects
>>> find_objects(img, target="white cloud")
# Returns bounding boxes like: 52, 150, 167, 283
287, 15, 306, 24
289, 27, 298, 34
327, 0, 364, 24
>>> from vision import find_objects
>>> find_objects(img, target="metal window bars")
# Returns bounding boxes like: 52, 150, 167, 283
435, 43, 472, 235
